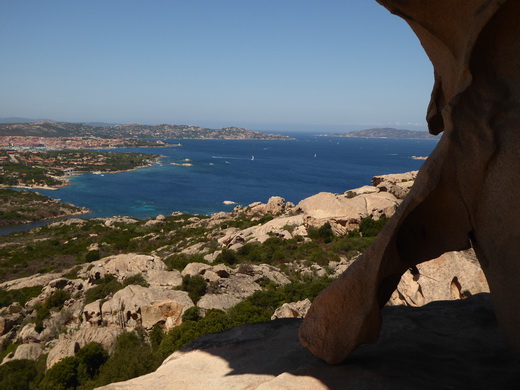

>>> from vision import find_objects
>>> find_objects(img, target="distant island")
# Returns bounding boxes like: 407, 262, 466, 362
0, 120, 293, 141
320, 127, 438, 140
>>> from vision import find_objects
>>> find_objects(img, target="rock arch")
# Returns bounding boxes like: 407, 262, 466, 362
299, 0, 520, 364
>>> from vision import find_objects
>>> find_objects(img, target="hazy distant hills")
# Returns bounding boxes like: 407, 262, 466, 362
323, 127, 438, 140
0, 120, 292, 140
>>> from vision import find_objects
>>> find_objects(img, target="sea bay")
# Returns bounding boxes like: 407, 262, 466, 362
3, 134, 438, 234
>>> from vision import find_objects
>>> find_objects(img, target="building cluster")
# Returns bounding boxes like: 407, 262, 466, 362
0, 136, 134, 150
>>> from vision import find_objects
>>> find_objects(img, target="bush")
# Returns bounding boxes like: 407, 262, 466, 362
0, 359, 39, 390
76, 342, 109, 381
182, 306, 201, 322
39, 356, 80, 390
85, 250, 101, 263
359, 216, 388, 237
0, 285, 42, 308
84, 275, 123, 304
179, 275, 207, 303
94, 332, 154, 387
215, 248, 238, 265
308, 222, 334, 243
122, 273, 149, 288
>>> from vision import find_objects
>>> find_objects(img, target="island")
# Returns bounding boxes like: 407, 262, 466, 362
320, 127, 438, 140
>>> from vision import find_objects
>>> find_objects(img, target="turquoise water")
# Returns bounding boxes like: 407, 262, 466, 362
4, 134, 438, 232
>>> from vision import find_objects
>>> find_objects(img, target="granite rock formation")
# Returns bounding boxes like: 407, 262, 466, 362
98, 294, 520, 390
300, 0, 520, 364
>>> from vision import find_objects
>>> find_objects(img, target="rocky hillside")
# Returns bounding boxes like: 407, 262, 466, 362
0, 121, 293, 140
0, 171, 491, 389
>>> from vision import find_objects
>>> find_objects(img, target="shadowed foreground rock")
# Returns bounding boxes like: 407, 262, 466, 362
300, 0, 520, 364
98, 294, 520, 390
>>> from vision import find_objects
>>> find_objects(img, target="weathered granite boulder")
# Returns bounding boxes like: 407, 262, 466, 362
84, 253, 167, 282
372, 171, 418, 199
389, 249, 489, 307
216, 274, 262, 299
2, 343, 43, 364
300, 0, 520, 364
271, 299, 312, 320
298, 191, 399, 221
100, 285, 194, 329
98, 295, 520, 390
197, 294, 242, 312
0, 272, 62, 292
144, 269, 182, 288
181, 262, 212, 277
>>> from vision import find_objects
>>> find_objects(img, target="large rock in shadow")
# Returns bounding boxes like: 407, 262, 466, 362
99, 294, 520, 389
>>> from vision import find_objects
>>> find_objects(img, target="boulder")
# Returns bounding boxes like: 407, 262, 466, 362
0, 272, 62, 292
266, 196, 289, 215
216, 274, 262, 299
2, 343, 43, 364
181, 262, 212, 277
298, 191, 399, 220
97, 295, 520, 390
18, 323, 41, 344
197, 294, 242, 312
141, 300, 187, 330
144, 269, 182, 288
84, 253, 166, 282
100, 285, 194, 329
389, 249, 489, 307
248, 264, 291, 286
271, 299, 312, 320
0, 317, 14, 336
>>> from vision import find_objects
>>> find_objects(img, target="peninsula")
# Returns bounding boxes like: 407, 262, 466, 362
321, 127, 438, 140
0, 149, 159, 189
0, 120, 293, 141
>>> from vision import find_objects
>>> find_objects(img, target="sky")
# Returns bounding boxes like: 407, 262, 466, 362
0, 0, 433, 133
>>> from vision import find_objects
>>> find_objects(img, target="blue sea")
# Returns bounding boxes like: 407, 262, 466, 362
2, 134, 438, 235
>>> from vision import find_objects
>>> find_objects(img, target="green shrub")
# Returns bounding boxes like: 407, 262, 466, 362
182, 306, 201, 322
215, 248, 237, 265
75, 342, 109, 381
179, 275, 207, 303
85, 250, 101, 263
359, 216, 388, 237
149, 324, 164, 350
62, 266, 81, 280
45, 289, 70, 310
0, 285, 42, 308
122, 273, 149, 288
84, 275, 123, 304
39, 356, 80, 390
0, 359, 39, 390
94, 332, 154, 387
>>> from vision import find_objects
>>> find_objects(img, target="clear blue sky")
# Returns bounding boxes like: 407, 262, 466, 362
0, 0, 433, 132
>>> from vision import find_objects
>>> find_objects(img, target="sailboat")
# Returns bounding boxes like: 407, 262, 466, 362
251, 155, 255, 161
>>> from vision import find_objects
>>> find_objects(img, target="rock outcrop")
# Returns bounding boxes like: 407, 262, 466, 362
300, 0, 520, 364
98, 294, 520, 390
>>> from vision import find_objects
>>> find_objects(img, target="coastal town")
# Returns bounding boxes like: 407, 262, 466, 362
0, 135, 166, 150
